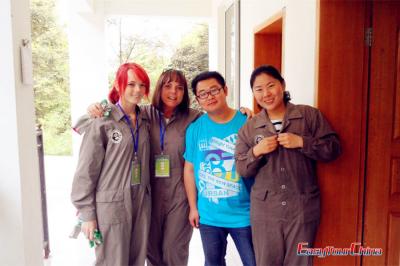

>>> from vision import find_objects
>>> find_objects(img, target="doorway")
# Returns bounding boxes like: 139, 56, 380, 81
253, 9, 284, 113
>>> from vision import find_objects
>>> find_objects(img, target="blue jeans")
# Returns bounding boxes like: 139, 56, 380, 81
199, 223, 256, 266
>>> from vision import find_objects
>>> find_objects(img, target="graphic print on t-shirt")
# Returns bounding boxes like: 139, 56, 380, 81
198, 133, 241, 204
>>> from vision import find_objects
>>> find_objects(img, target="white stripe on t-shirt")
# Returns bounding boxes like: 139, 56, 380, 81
271, 119, 282, 133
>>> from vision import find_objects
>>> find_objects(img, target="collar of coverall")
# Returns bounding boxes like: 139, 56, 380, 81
111, 104, 147, 125
254, 102, 303, 129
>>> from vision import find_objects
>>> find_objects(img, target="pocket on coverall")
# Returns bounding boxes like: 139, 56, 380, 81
96, 190, 126, 225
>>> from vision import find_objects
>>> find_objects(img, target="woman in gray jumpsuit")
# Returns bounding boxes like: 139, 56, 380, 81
144, 69, 201, 266
71, 63, 152, 266
235, 65, 341, 266
86, 69, 201, 266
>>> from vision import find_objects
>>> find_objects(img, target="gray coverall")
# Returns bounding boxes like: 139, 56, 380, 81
143, 106, 201, 266
71, 104, 151, 266
235, 103, 341, 266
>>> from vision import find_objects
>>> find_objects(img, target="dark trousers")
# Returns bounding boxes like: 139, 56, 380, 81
199, 223, 256, 266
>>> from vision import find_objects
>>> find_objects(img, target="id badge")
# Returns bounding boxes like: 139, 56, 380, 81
131, 159, 141, 185
155, 154, 170, 178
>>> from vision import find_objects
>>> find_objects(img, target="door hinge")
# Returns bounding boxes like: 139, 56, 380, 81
365, 27, 373, 47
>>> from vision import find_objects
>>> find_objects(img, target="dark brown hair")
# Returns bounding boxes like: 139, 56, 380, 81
151, 69, 190, 114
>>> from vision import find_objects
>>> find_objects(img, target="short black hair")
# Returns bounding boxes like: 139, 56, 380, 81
250, 65, 291, 103
191, 71, 226, 95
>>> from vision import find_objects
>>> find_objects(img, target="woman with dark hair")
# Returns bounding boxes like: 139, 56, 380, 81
71, 62, 151, 266
235, 65, 341, 266
143, 69, 201, 266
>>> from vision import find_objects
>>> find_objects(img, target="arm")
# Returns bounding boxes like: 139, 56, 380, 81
72, 114, 91, 135
87, 102, 105, 118
184, 161, 199, 228
299, 109, 341, 162
71, 120, 106, 239
73, 102, 106, 135
235, 126, 277, 177
239, 106, 254, 119
182, 123, 200, 228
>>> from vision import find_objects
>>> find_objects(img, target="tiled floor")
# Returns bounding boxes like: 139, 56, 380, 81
42, 156, 242, 266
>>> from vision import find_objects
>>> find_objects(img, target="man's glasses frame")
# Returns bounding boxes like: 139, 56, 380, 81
196, 87, 224, 100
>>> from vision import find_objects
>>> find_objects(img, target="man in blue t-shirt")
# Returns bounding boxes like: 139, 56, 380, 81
183, 71, 255, 266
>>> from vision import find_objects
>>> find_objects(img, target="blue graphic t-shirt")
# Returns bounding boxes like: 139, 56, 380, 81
184, 111, 252, 228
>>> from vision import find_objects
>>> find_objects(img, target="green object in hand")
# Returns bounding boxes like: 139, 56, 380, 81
89, 229, 103, 248
100, 99, 112, 118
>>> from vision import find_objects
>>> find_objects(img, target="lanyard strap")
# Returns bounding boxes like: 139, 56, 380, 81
116, 103, 139, 156
159, 112, 166, 153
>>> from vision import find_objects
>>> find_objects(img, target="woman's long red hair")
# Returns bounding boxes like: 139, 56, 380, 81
108, 63, 150, 104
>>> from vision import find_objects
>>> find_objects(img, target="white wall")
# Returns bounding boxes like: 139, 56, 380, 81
282, 0, 317, 106
0, 0, 44, 265
68, 1, 109, 155
213, 0, 317, 108
208, 0, 220, 70
103, 0, 211, 17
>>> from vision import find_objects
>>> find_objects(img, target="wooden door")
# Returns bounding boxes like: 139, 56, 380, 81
363, 1, 400, 265
253, 11, 283, 113
315, 1, 368, 264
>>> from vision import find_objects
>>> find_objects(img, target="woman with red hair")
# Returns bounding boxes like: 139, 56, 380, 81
71, 63, 151, 266
82, 69, 201, 266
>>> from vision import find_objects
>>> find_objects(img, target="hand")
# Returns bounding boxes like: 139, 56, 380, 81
239, 107, 254, 119
188, 208, 199, 228
277, 133, 303, 148
252, 135, 278, 157
81, 220, 97, 241
87, 103, 104, 118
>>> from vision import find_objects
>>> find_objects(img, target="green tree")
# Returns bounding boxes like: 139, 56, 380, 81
105, 19, 209, 109
169, 23, 209, 110
106, 18, 169, 101
31, 0, 71, 155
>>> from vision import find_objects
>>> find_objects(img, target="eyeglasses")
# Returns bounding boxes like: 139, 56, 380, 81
196, 87, 223, 99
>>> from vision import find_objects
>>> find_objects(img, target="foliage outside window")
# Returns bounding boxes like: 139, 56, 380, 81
31, 0, 72, 155
31, 4, 209, 155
